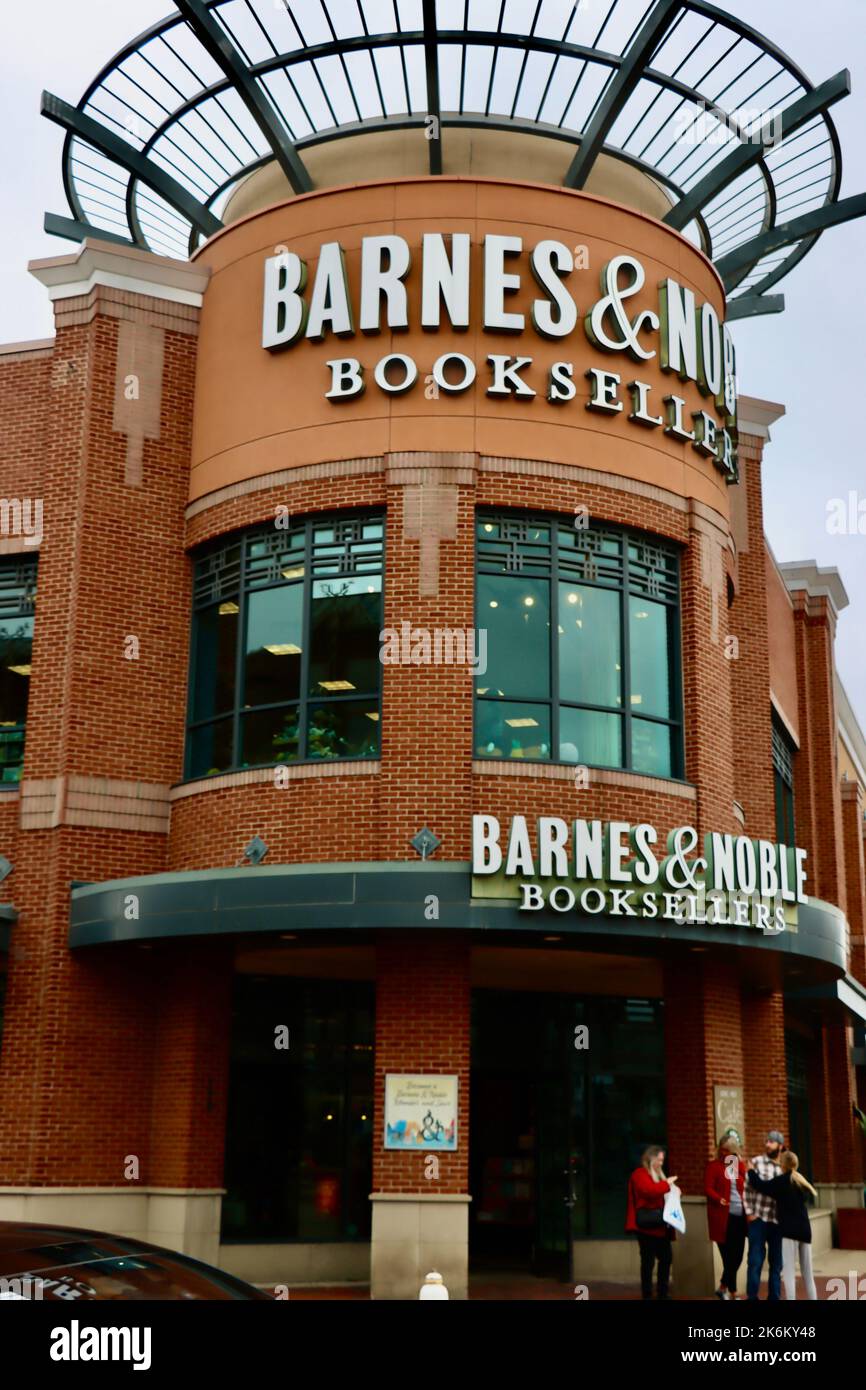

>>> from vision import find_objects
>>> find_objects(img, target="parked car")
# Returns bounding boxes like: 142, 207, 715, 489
0, 1222, 273, 1300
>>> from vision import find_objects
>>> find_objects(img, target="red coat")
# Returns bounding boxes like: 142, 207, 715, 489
704, 1158, 746, 1243
625, 1166, 673, 1238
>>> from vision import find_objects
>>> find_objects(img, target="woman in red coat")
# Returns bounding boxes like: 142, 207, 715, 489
705, 1135, 747, 1300
625, 1144, 677, 1299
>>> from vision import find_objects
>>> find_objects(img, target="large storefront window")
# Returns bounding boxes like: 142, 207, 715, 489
187, 514, 384, 778
475, 513, 682, 777
222, 976, 374, 1244
0, 557, 37, 783
471, 991, 666, 1262
772, 712, 796, 843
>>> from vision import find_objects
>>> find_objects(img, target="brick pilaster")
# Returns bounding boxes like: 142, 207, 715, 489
728, 434, 775, 839
663, 957, 744, 1192
741, 989, 788, 1154
373, 932, 470, 1195
841, 781, 866, 983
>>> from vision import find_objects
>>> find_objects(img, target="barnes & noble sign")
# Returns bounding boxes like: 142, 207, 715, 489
471, 814, 807, 933
262, 233, 739, 482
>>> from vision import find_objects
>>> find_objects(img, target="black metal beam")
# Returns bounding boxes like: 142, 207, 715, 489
422, 0, 443, 174
563, 0, 683, 189
44, 212, 137, 247
41, 91, 223, 238
665, 70, 851, 232
725, 293, 785, 321
173, 0, 313, 195
717, 192, 866, 289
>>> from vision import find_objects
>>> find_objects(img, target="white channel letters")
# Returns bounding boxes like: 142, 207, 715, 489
472, 815, 807, 933
262, 234, 738, 481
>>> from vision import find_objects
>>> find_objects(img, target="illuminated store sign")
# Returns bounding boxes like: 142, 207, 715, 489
262, 234, 738, 481
472, 814, 807, 932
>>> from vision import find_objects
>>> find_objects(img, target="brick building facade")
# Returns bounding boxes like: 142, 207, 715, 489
2, 3, 866, 1299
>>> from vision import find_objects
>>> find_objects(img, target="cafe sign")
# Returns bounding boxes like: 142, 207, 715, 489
472, 815, 807, 932
262, 233, 738, 481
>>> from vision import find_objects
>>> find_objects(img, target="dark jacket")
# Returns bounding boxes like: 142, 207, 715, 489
747, 1170, 813, 1243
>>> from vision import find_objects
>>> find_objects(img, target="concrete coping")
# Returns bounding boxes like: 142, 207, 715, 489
370, 1193, 473, 1203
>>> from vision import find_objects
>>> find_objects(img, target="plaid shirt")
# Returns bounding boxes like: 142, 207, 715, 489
743, 1154, 782, 1221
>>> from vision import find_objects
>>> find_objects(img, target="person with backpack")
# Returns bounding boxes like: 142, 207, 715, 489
625, 1144, 678, 1299
746, 1150, 818, 1300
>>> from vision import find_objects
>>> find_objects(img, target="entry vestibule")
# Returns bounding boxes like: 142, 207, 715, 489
469, 989, 665, 1277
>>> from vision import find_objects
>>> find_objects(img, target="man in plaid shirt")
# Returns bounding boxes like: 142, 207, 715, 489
744, 1129, 784, 1300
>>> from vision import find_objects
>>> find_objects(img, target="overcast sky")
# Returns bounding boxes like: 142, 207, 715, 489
2, 0, 864, 724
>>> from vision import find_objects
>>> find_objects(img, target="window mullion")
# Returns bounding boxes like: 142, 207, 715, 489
550, 522, 558, 762
299, 518, 313, 760
233, 536, 247, 768
621, 541, 631, 771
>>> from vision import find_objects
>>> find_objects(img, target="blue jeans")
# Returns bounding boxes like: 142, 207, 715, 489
747, 1218, 783, 1300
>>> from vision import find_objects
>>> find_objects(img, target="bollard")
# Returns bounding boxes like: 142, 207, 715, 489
419, 1270, 449, 1300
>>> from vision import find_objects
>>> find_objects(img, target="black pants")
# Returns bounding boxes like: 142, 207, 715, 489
717, 1214, 748, 1295
637, 1234, 673, 1298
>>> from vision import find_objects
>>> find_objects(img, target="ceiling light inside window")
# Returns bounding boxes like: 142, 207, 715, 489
281, 566, 304, 580
219, 601, 239, 615
506, 717, 538, 728
7, 665, 31, 676
265, 644, 301, 656
319, 680, 355, 691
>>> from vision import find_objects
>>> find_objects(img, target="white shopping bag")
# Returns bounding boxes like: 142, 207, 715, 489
663, 1183, 686, 1234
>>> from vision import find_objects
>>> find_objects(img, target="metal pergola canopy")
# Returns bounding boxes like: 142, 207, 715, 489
40, 0, 866, 313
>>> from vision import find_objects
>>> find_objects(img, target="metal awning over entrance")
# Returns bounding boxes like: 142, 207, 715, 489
785, 973, 866, 1029
69, 859, 849, 986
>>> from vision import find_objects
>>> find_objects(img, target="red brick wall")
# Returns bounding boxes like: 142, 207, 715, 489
0, 287, 202, 1188
841, 783, 866, 984
373, 933, 470, 1194
664, 957, 744, 1192
0, 346, 51, 505
790, 591, 847, 911
729, 436, 775, 840
741, 989, 789, 1155
0, 263, 861, 1209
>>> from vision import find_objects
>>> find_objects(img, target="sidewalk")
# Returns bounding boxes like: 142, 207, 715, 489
282, 1250, 866, 1300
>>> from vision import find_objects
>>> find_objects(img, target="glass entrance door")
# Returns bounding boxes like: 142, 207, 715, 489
470, 989, 665, 1278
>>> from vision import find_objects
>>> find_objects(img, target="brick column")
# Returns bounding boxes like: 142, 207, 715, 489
371, 932, 470, 1298
0, 242, 225, 1259
841, 782, 866, 984
727, 429, 775, 840
680, 506, 736, 836
663, 956, 743, 1296
784, 574, 848, 911
740, 989, 789, 1150
379, 454, 477, 862
811, 1023, 863, 1186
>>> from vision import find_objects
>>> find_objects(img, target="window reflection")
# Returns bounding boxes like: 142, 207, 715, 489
0, 562, 37, 784
187, 517, 383, 778
475, 515, 681, 776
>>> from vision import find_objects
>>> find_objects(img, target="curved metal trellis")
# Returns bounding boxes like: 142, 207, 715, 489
40, 0, 866, 311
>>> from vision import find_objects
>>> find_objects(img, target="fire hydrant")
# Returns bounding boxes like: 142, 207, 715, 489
419, 1270, 449, 1300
